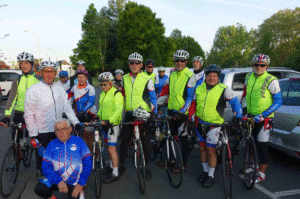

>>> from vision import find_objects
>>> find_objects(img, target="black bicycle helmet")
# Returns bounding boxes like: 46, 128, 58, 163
204, 64, 221, 76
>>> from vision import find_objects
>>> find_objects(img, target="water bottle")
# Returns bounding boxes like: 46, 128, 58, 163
31, 139, 45, 156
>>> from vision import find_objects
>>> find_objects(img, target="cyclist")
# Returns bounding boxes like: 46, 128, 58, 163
195, 64, 243, 187
0, 52, 41, 140
34, 119, 92, 199
241, 54, 282, 183
113, 69, 124, 91
159, 49, 196, 172
155, 66, 168, 96
24, 61, 81, 179
68, 69, 97, 153
97, 72, 124, 183
144, 59, 156, 84
55, 70, 71, 94
119, 52, 157, 180
70, 60, 93, 88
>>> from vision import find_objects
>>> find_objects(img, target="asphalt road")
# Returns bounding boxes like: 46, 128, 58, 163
0, 88, 299, 199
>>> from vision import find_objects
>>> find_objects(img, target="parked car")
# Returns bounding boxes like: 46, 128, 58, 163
269, 78, 300, 159
220, 67, 300, 122
0, 70, 22, 97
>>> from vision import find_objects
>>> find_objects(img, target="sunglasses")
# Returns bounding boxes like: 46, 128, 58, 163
254, 64, 267, 68
100, 83, 108, 87
130, 61, 141, 65
146, 66, 154, 68
175, 59, 186, 63
116, 73, 123, 76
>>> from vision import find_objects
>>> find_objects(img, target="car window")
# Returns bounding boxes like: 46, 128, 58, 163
284, 72, 300, 78
219, 73, 225, 83
286, 80, 300, 106
279, 80, 290, 105
232, 73, 248, 91
7, 73, 19, 81
0, 73, 8, 82
268, 71, 282, 79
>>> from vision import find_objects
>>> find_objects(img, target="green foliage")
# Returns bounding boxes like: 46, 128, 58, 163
70, 3, 101, 75
117, 1, 166, 69
207, 23, 254, 68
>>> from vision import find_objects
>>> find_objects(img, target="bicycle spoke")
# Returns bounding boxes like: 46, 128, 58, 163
222, 144, 233, 199
94, 143, 102, 198
135, 140, 146, 194
244, 137, 257, 190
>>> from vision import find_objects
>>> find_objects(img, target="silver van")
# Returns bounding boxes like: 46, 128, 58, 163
219, 67, 300, 122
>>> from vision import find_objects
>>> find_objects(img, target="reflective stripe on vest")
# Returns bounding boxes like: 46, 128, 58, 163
195, 82, 227, 124
246, 72, 276, 117
168, 67, 194, 112
123, 73, 151, 112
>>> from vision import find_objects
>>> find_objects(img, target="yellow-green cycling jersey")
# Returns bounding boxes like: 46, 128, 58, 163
144, 71, 156, 85
5, 73, 41, 116
97, 87, 124, 125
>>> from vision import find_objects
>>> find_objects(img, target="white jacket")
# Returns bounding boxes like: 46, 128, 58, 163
54, 80, 71, 93
24, 81, 79, 137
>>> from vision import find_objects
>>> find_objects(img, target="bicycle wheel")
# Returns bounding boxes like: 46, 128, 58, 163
0, 145, 19, 198
135, 140, 146, 194
222, 144, 233, 199
94, 142, 102, 198
164, 137, 183, 188
244, 136, 257, 190
22, 138, 34, 168
149, 135, 158, 161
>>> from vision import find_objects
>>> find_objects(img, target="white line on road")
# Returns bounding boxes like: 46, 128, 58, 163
238, 175, 279, 199
274, 189, 300, 197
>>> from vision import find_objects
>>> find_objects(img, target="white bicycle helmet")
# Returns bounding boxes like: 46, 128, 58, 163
173, 49, 189, 59
17, 52, 34, 62
76, 60, 86, 66
252, 54, 270, 65
128, 52, 143, 61
40, 61, 57, 70
98, 72, 114, 82
133, 106, 150, 121
158, 66, 165, 72
115, 69, 124, 75
192, 56, 204, 65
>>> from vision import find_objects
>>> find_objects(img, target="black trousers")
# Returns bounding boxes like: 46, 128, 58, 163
252, 121, 269, 165
35, 132, 57, 171
35, 181, 80, 199
12, 111, 28, 140
120, 112, 150, 166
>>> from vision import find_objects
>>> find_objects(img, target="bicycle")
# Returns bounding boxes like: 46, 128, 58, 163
120, 120, 148, 194
80, 120, 105, 198
237, 117, 258, 190
153, 115, 184, 188
199, 122, 235, 199
0, 122, 34, 198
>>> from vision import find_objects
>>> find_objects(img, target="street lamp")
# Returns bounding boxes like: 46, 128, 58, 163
48, 49, 57, 61
46, 55, 50, 61
0, 34, 9, 40
24, 30, 40, 64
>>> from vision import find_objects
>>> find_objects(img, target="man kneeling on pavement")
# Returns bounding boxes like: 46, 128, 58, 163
34, 119, 92, 199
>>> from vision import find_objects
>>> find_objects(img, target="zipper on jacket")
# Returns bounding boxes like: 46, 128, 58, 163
50, 86, 57, 120
201, 90, 209, 119
100, 92, 106, 120
64, 142, 67, 165
131, 76, 134, 111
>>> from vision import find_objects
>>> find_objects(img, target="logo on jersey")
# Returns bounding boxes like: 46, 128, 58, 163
70, 144, 77, 151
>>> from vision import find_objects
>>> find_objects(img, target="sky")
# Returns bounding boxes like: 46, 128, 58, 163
0, 0, 299, 64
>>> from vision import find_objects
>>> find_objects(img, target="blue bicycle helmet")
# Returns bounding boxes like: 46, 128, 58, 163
205, 64, 222, 76
58, 70, 68, 77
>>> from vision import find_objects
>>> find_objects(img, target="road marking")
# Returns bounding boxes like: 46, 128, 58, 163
274, 189, 300, 197
238, 175, 279, 199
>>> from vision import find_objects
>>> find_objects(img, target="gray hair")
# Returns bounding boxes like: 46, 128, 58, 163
55, 118, 71, 129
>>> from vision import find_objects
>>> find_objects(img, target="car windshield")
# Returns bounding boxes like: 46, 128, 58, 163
280, 80, 300, 106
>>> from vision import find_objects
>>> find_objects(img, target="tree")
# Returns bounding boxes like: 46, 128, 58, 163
207, 23, 254, 68
70, 3, 101, 75
117, 2, 166, 69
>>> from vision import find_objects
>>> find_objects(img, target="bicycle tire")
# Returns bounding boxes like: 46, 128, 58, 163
94, 142, 102, 198
135, 140, 146, 194
164, 137, 183, 188
222, 144, 233, 199
22, 138, 34, 168
244, 136, 257, 190
0, 145, 19, 198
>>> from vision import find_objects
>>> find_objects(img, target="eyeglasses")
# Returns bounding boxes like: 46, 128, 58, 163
175, 59, 186, 63
56, 127, 69, 133
146, 66, 154, 68
254, 64, 267, 68
100, 83, 108, 87
116, 73, 123, 76
43, 70, 56, 74
130, 61, 141, 65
